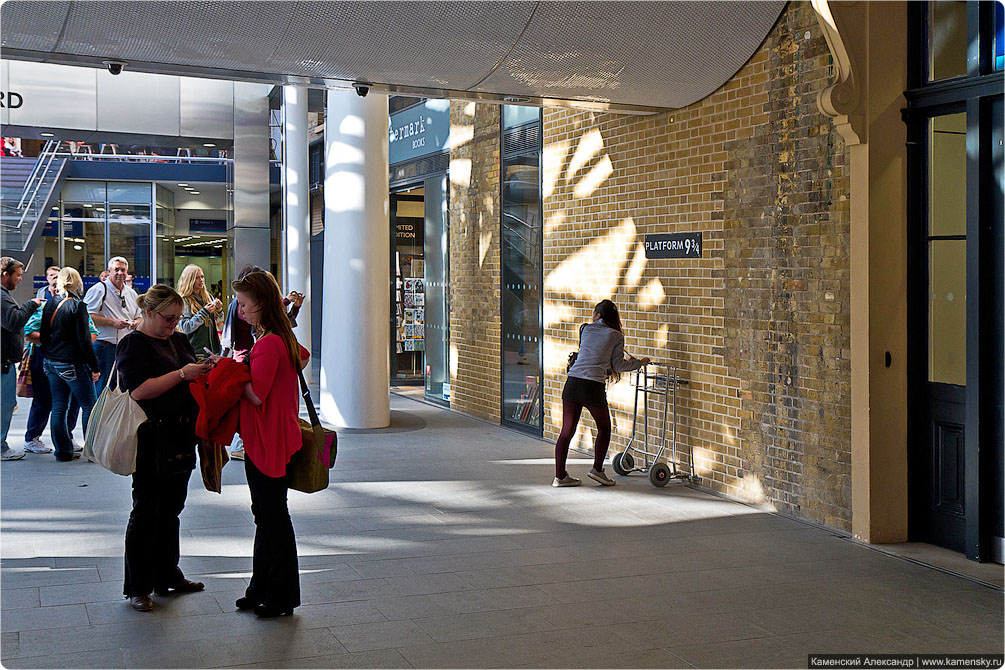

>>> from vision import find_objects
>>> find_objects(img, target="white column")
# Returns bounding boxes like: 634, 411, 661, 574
231, 82, 272, 274
283, 85, 311, 373
321, 90, 390, 429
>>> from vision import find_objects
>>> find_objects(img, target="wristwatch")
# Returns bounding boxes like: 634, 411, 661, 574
179, 369, 186, 380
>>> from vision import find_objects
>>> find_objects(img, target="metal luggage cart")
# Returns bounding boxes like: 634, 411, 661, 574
611, 363, 698, 487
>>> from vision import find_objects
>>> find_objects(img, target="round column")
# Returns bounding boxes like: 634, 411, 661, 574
320, 89, 390, 428
283, 86, 312, 373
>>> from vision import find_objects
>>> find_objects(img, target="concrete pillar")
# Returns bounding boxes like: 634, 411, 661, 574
320, 90, 390, 428
283, 85, 311, 371
231, 82, 271, 276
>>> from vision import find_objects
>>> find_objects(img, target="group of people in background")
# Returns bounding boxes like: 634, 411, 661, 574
1, 254, 311, 618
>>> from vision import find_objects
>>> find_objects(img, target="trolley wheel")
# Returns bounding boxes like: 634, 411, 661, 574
649, 462, 671, 487
612, 451, 634, 476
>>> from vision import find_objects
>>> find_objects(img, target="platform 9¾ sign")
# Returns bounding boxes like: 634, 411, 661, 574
643, 232, 702, 259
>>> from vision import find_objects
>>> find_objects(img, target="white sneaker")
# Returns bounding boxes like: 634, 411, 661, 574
588, 468, 616, 486
24, 438, 53, 454
72, 440, 84, 453
1, 447, 26, 461
552, 474, 581, 487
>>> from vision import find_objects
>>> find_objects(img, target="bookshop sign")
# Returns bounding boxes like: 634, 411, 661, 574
389, 99, 450, 165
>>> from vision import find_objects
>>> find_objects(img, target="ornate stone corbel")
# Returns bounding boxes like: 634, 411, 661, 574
813, 0, 866, 145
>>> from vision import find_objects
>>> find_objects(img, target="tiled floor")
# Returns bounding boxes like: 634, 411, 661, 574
1, 393, 1002, 668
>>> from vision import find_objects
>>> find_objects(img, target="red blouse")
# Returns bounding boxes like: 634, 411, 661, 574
239, 334, 310, 478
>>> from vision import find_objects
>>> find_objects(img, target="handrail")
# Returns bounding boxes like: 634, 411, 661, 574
17, 139, 57, 208
22, 146, 61, 211
52, 152, 234, 164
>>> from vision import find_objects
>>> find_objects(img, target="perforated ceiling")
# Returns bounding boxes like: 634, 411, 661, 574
1, 1, 786, 113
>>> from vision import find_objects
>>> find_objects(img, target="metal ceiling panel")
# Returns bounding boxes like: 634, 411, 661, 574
474, 1, 786, 108
1, 1, 786, 112
0, 1, 69, 53
268, 2, 536, 89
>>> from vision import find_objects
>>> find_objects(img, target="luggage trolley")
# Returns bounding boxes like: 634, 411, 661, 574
611, 363, 698, 487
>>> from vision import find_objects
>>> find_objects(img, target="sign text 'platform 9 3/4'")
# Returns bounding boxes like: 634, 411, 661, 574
644, 232, 702, 259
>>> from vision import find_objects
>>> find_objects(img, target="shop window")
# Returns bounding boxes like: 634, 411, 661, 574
501, 106, 543, 432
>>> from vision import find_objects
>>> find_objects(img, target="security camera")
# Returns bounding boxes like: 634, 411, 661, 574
352, 82, 370, 97
103, 60, 126, 75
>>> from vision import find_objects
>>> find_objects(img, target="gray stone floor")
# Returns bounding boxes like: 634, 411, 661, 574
1, 393, 1002, 669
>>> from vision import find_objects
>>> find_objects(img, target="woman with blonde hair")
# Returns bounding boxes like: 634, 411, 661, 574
232, 270, 309, 618
177, 264, 222, 358
115, 284, 216, 611
39, 267, 100, 462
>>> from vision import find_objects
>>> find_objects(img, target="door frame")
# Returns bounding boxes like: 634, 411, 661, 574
904, 1, 1004, 561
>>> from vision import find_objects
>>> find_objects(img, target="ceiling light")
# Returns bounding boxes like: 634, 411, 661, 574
40, 132, 55, 137
177, 183, 188, 187
203, 143, 216, 148
73, 244, 82, 251
190, 191, 200, 195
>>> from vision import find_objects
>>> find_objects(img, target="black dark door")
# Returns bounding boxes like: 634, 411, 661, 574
914, 110, 969, 553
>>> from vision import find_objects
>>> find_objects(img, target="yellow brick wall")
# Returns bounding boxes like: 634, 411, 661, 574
448, 101, 502, 422
541, 3, 852, 529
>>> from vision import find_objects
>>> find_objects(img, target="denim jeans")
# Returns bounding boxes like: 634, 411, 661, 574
93, 341, 117, 397
42, 360, 97, 460
1, 364, 16, 451
25, 351, 78, 442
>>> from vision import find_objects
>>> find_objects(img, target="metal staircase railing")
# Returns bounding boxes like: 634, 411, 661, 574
1, 140, 69, 260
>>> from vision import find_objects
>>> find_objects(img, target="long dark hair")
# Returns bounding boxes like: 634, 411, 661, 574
231, 271, 300, 369
594, 299, 623, 333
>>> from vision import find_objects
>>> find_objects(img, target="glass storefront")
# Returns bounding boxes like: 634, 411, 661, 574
35, 180, 230, 296
388, 98, 452, 404
500, 105, 543, 432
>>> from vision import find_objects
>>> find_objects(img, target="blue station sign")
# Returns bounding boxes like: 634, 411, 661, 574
388, 99, 450, 165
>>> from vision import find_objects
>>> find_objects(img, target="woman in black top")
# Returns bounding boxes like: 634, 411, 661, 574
115, 284, 215, 612
40, 268, 100, 462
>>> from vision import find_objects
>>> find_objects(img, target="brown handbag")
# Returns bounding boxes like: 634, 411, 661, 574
287, 368, 337, 494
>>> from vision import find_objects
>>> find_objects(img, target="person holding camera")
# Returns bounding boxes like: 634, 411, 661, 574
177, 264, 222, 359
84, 256, 141, 395
116, 285, 217, 612
554, 299, 649, 487
1, 257, 42, 461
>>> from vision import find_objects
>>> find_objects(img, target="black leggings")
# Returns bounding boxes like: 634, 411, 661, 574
554, 399, 612, 479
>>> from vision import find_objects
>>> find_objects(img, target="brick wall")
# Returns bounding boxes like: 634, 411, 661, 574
448, 101, 502, 422
541, 2, 852, 529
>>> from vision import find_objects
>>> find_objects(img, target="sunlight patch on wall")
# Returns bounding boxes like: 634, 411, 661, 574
543, 299, 576, 330
543, 139, 572, 198
545, 217, 636, 297
450, 158, 471, 187
624, 242, 647, 291
655, 323, 669, 349
567, 129, 604, 179
449, 123, 474, 150
638, 278, 666, 309
573, 154, 613, 199
479, 215, 492, 266
463, 101, 476, 117
544, 209, 566, 237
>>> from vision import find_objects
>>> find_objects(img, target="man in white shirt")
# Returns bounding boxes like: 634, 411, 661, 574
84, 256, 142, 395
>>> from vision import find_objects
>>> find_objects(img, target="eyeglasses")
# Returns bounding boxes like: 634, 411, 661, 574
157, 312, 181, 325
120, 295, 127, 308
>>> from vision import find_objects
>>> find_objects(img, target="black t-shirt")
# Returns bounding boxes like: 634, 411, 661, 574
115, 331, 198, 421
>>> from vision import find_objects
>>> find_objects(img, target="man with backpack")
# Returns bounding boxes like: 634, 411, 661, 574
84, 257, 142, 395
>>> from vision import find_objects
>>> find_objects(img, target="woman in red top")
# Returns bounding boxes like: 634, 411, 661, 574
232, 271, 309, 618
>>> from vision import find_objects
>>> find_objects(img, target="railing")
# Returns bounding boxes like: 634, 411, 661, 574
18, 139, 59, 209
52, 151, 234, 165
